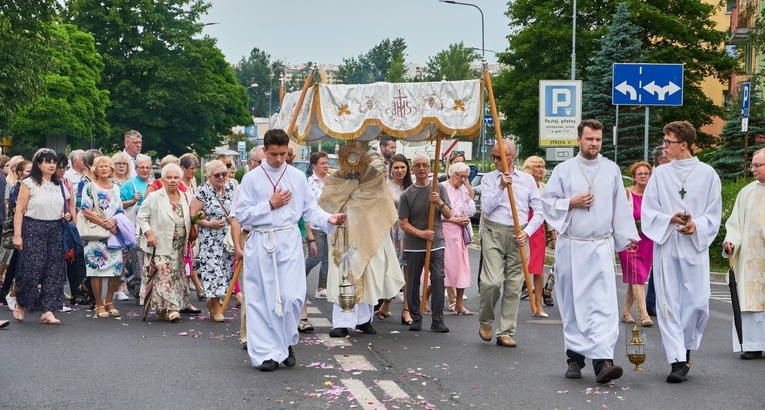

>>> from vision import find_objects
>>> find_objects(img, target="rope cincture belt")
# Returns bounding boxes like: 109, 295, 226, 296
252, 225, 294, 317
559, 233, 613, 242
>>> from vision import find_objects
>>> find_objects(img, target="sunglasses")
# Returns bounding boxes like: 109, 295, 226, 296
211, 172, 227, 179
224, 163, 232, 168
451, 151, 465, 157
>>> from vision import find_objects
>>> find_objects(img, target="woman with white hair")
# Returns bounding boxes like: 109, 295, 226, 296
80, 155, 124, 319
190, 159, 234, 322
440, 161, 476, 315
136, 164, 192, 323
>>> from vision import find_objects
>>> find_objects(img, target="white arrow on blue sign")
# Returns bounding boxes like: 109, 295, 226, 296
741, 82, 750, 118
612, 63, 684, 106
484, 114, 494, 127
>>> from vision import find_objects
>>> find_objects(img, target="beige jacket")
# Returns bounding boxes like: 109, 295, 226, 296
136, 187, 191, 255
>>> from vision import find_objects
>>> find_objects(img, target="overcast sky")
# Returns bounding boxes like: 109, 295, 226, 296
202, 0, 511, 66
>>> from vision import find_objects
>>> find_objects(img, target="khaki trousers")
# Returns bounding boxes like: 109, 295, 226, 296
478, 220, 528, 337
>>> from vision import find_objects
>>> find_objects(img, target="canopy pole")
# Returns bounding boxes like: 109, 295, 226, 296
482, 58, 538, 314
284, 66, 316, 138
421, 134, 443, 310
278, 73, 285, 108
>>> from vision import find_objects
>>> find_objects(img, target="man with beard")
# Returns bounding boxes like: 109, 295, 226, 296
541, 119, 638, 384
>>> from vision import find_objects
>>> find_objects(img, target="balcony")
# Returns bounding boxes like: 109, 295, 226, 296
730, 1, 759, 45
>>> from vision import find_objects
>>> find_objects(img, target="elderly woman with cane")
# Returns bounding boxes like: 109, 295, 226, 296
136, 164, 192, 323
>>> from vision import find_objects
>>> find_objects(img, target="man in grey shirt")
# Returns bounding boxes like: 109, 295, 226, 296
399, 154, 452, 333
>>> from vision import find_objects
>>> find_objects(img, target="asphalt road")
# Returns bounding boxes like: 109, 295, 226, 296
2, 249, 763, 409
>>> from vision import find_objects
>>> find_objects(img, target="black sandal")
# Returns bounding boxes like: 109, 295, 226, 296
400, 309, 413, 325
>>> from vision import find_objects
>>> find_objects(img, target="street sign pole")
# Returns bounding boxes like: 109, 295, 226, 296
644, 106, 650, 163
742, 82, 751, 181
614, 105, 619, 163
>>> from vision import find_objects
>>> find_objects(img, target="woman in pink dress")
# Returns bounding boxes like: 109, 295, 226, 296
521, 156, 552, 317
440, 162, 476, 315
618, 161, 654, 327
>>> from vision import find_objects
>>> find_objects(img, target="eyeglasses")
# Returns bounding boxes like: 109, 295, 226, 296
210, 172, 227, 179
451, 151, 465, 157
454, 173, 468, 179
635, 172, 651, 177
412, 163, 430, 169
224, 163, 232, 168
115, 162, 128, 166
751, 162, 765, 169
136, 166, 152, 170
492, 155, 509, 162
663, 139, 682, 146
39, 148, 55, 155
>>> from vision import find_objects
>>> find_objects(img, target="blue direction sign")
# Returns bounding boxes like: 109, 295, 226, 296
612, 63, 683, 106
741, 82, 751, 118
484, 114, 494, 127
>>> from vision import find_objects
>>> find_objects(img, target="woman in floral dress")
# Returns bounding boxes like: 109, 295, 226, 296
190, 160, 234, 322
80, 155, 123, 319
136, 164, 191, 323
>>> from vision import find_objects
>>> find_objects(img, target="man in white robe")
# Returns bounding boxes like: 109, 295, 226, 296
541, 119, 638, 384
642, 120, 722, 383
320, 152, 405, 337
723, 147, 765, 360
235, 129, 346, 372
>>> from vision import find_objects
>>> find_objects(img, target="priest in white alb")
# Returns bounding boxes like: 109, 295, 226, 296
320, 148, 405, 338
641, 120, 721, 384
541, 119, 638, 384
235, 129, 346, 372
723, 147, 765, 360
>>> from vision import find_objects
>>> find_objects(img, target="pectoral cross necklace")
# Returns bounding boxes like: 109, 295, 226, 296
576, 156, 602, 211
670, 160, 698, 200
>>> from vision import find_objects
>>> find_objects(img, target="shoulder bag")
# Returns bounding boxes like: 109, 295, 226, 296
76, 182, 110, 241
215, 195, 235, 254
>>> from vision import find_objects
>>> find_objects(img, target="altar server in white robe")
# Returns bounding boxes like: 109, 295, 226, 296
541, 119, 638, 384
321, 151, 405, 337
642, 120, 721, 384
235, 129, 346, 372
723, 147, 765, 360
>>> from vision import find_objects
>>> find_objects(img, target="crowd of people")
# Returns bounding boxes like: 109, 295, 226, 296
0, 120, 763, 387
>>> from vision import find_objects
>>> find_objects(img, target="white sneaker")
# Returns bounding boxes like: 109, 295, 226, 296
314, 289, 327, 299
59, 305, 72, 313
5, 295, 16, 311
463, 295, 468, 300
114, 289, 130, 301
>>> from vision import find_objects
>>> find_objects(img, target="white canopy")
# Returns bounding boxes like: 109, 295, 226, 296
271, 80, 484, 142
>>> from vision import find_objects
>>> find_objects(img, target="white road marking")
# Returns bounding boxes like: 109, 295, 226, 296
317, 334, 352, 347
311, 317, 333, 328
306, 306, 321, 315
340, 379, 384, 410
375, 379, 409, 399
334, 354, 378, 371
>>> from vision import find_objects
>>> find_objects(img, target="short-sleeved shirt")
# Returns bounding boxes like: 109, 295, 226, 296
22, 178, 67, 221
398, 183, 451, 252
120, 176, 150, 207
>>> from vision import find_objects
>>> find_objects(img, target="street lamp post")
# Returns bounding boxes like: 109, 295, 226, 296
440, 1, 484, 58
440, 0, 487, 169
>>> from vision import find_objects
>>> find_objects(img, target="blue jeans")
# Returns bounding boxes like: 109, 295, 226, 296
645, 268, 656, 311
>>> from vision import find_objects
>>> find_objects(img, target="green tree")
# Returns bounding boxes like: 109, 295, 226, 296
234, 47, 273, 117
67, 0, 251, 155
0, 0, 59, 133
386, 53, 406, 83
495, 0, 736, 159
336, 38, 407, 84
705, 84, 765, 181
582, 2, 648, 165
424, 42, 480, 81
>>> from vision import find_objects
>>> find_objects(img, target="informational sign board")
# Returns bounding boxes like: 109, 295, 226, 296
237, 140, 246, 152
612, 63, 683, 106
539, 80, 581, 147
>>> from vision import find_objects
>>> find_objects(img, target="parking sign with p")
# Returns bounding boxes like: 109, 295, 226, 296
539, 80, 581, 147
